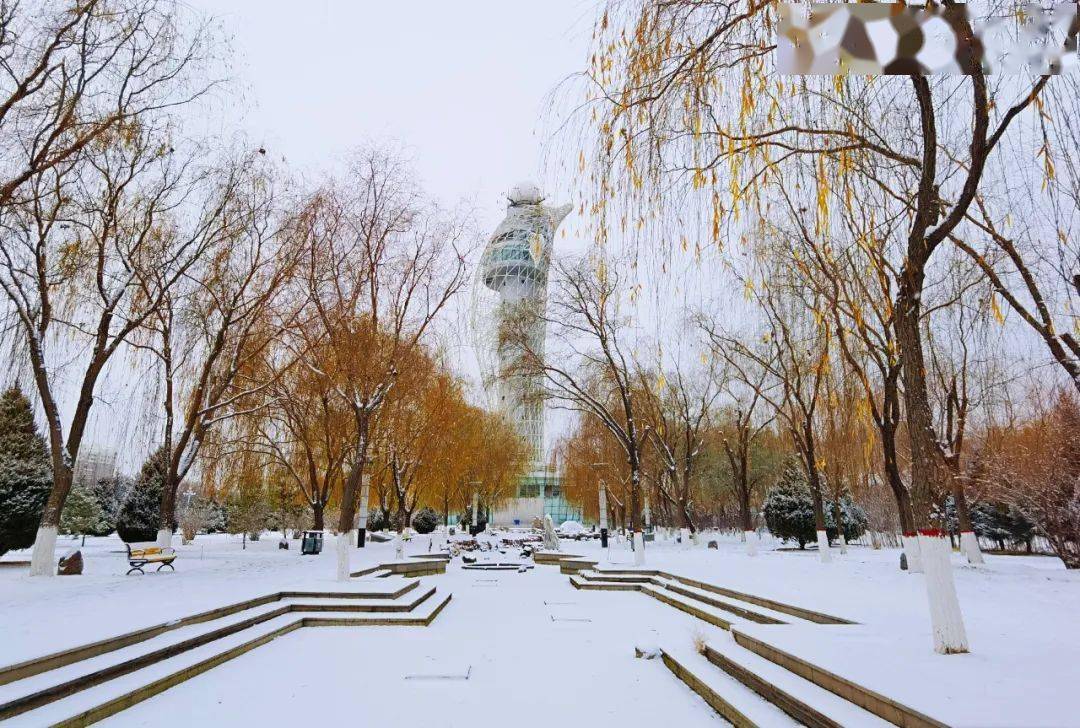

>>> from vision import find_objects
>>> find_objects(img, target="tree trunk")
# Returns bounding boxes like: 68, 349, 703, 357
831, 498, 848, 554
803, 435, 831, 564
312, 501, 325, 531
896, 273, 969, 654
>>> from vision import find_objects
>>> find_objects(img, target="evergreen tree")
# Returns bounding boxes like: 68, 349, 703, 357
412, 507, 439, 534
117, 447, 170, 543
764, 461, 867, 548
763, 462, 817, 548
0, 386, 52, 557
92, 475, 133, 533
971, 501, 1012, 550
828, 494, 868, 543
60, 482, 109, 543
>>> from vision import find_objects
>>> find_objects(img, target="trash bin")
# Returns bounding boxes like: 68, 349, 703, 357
301, 530, 324, 555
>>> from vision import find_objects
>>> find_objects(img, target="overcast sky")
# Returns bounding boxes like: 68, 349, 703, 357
40, 0, 603, 470
188, 0, 597, 233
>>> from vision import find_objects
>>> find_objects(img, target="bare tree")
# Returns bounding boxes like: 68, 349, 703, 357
294, 149, 470, 580
141, 152, 303, 546
509, 254, 651, 563
640, 358, 720, 544
701, 270, 835, 563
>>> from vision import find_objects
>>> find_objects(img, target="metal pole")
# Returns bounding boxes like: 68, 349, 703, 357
471, 490, 479, 536
599, 480, 609, 549
356, 472, 370, 547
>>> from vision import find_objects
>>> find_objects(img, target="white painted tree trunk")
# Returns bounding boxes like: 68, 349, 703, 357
745, 530, 758, 556
679, 527, 691, 550
335, 530, 354, 581
632, 531, 646, 566
960, 531, 984, 565
902, 533, 924, 572
918, 530, 969, 654
838, 533, 848, 555
394, 533, 405, 560
156, 528, 173, 548
816, 530, 832, 563
28, 526, 58, 577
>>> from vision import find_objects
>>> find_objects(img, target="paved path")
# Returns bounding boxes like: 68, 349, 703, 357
102, 561, 727, 727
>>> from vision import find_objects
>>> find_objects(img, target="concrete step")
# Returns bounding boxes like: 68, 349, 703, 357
568, 575, 640, 591
662, 581, 792, 625
730, 630, 948, 728
0, 602, 291, 722
671, 575, 855, 625
576, 569, 661, 584
286, 584, 436, 613
0, 584, 443, 723
7, 613, 304, 727
660, 643, 799, 728
301, 589, 452, 627
703, 636, 892, 728
639, 584, 735, 630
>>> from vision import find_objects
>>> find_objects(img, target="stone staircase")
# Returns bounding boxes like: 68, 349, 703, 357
564, 565, 946, 728
0, 564, 451, 727
569, 568, 847, 629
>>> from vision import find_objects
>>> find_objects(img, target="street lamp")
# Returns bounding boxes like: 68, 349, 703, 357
468, 481, 482, 536
356, 457, 375, 548
591, 463, 609, 550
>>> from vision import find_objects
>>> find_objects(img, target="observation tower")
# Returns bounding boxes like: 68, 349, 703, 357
471, 182, 580, 526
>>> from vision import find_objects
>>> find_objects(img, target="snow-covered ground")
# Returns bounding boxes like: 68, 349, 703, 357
1, 531, 1076, 727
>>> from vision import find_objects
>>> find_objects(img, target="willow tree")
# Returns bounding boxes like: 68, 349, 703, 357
0, 0, 220, 576
142, 152, 304, 547
582, 0, 1067, 654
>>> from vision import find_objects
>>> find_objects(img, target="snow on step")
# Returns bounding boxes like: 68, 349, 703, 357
0, 601, 288, 714
704, 635, 893, 728
284, 584, 435, 611
640, 584, 735, 629
661, 643, 799, 728
5, 612, 304, 727
662, 581, 799, 625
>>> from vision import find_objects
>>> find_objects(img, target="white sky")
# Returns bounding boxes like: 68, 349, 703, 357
189, 0, 597, 233
22, 0, 604, 472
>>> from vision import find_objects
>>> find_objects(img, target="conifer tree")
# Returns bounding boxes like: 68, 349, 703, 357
117, 448, 170, 543
0, 387, 52, 557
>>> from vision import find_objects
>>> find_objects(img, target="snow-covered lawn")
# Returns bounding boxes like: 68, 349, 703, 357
1, 531, 1076, 727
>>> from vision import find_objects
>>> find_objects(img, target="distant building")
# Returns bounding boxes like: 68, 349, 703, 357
73, 448, 117, 489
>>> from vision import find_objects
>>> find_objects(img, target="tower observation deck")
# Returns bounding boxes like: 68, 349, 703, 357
477, 182, 570, 465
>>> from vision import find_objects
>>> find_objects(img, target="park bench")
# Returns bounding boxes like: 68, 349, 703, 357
125, 544, 177, 575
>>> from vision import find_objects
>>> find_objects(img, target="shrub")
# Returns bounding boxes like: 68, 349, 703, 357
412, 507, 439, 534
117, 447, 169, 543
0, 386, 52, 557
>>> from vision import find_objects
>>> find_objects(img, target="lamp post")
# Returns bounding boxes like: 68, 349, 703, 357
592, 463, 609, 550
356, 470, 371, 548
469, 481, 481, 536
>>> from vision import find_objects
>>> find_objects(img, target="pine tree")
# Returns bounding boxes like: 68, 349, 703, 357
764, 460, 867, 548
117, 447, 170, 543
412, 507, 439, 534
0, 386, 52, 557
60, 482, 109, 544
763, 461, 817, 548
